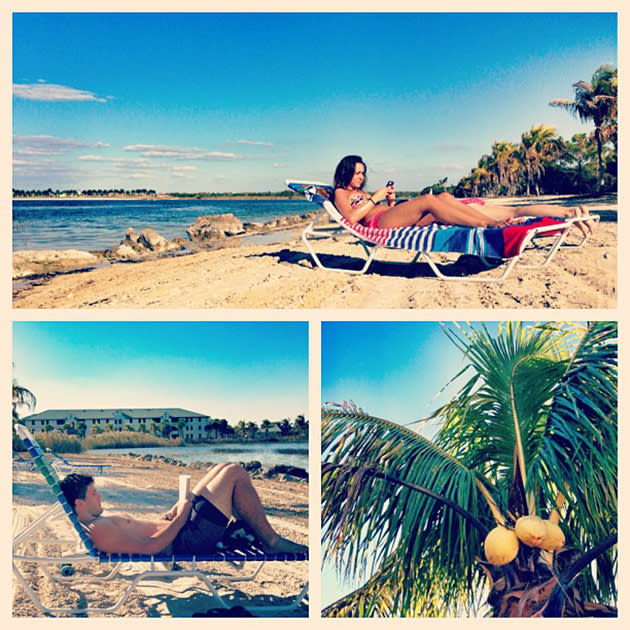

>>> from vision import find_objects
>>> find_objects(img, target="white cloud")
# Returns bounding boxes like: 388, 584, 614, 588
124, 144, 242, 161
13, 83, 108, 102
172, 165, 197, 171
236, 139, 273, 146
78, 155, 151, 166
13, 135, 110, 156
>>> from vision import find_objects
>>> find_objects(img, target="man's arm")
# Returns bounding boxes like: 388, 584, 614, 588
89, 499, 193, 555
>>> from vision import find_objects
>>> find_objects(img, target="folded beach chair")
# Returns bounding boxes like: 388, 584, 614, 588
13, 424, 308, 616
286, 180, 598, 281
45, 448, 111, 476
13, 452, 35, 471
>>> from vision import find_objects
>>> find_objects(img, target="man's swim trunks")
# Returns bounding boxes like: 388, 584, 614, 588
171, 495, 229, 554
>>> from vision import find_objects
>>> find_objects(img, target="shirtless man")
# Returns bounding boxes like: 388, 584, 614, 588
59, 462, 307, 556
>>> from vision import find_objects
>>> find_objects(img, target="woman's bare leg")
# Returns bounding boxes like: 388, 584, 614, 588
375, 194, 500, 229
197, 462, 307, 553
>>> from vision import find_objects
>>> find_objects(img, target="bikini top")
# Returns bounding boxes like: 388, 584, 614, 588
349, 192, 368, 208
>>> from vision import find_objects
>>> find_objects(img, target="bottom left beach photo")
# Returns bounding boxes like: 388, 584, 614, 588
11, 320, 309, 618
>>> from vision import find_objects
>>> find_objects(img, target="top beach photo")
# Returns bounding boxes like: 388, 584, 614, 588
12, 12, 617, 309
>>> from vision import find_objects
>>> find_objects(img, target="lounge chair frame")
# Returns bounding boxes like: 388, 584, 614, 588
292, 180, 599, 281
45, 449, 111, 476
13, 424, 308, 617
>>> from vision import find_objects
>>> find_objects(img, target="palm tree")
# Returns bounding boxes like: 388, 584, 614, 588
12, 378, 36, 422
489, 141, 520, 196
322, 322, 617, 617
519, 125, 562, 196
261, 419, 272, 439
549, 65, 617, 192
559, 133, 597, 191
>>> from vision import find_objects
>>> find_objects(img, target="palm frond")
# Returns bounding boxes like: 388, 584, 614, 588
322, 410, 495, 615
529, 321, 617, 604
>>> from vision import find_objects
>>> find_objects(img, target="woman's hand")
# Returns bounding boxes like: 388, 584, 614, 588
386, 184, 396, 207
372, 187, 390, 203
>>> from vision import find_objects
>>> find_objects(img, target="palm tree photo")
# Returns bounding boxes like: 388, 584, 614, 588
322, 321, 617, 617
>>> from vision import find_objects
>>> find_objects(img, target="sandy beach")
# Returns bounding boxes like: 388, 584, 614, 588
12, 454, 308, 617
12, 196, 616, 309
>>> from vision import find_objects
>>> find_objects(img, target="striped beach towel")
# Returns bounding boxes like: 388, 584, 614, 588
288, 181, 563, 260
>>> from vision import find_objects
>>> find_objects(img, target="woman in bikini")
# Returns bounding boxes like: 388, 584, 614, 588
333, 155, 592, 231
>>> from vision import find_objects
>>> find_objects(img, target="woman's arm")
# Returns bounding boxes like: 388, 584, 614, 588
334, 188, 389, 223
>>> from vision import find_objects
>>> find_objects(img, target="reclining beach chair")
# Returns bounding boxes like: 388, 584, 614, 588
45, 448, 111, 476
286, 180, 598, 281
13, 424, 308, 616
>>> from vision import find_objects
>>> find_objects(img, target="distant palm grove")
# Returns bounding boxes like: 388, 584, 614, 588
444, 65, 617, 198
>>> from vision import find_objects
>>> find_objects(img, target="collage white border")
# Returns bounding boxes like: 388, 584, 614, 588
2, 0, 626, 626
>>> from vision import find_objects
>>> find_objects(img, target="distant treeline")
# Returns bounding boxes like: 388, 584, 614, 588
13, 188, 157, 198
167, 190, 301, 199
12, 188, 302, 200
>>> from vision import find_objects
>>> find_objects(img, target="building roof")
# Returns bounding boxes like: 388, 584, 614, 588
21, 408, 209, 421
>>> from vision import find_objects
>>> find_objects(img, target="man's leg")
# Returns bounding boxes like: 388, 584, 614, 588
194, 462, 307, 553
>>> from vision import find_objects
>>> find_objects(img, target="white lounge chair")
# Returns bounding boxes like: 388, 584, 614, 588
13, 424, 308, 616
45, 448, 111, 476
286, 180, 599, 282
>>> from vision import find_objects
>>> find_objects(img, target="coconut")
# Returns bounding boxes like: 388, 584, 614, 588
514, 515, 547, 547
537, 520, 565, 551
484, 525, 520, 566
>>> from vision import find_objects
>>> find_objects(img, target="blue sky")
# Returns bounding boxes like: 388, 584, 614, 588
13, 12, 617, 192
321, 320, 479, 606
12, 321, 308, 423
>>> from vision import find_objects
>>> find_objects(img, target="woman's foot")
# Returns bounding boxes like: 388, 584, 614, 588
572, 205, 595, 237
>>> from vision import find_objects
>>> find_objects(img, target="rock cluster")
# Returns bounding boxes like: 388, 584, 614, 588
13, 249, 105, 279
187, 213, 245, 242
13, 211, 319, 279
105, 227, 183, 260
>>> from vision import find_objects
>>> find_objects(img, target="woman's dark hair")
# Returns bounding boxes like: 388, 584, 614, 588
60, 473, 94, 511
333, 155, 366, 190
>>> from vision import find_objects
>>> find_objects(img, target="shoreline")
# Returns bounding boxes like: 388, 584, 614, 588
13, 212, 314, 281
13, 194, 302, 201
12, 195, 617, 309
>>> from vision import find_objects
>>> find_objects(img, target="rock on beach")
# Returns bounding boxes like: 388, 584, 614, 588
187, 214, 245, 242
12, 249, 105, 278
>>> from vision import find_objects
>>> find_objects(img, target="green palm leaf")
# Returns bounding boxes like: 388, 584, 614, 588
322, 411, 496, 615
322, 321, 617, 616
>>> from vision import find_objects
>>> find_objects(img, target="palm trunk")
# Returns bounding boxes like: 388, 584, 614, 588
488, 534, 617, 617
595, 128, 605, 193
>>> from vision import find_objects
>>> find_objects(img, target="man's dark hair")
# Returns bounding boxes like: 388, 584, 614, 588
333, 155, 366, 191
60, 473, 94, 510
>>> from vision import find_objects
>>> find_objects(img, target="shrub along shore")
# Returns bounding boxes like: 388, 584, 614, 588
13, 429, 308, 454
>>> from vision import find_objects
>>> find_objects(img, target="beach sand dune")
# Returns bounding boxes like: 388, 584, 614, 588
12, 200, 616, 309
12, 457, 308, 617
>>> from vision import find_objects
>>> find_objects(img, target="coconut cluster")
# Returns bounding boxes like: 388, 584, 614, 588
484, 516, 565, 566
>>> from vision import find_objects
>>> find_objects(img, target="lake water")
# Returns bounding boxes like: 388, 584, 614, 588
86, 441, 309, 470
13, 198, 314, 251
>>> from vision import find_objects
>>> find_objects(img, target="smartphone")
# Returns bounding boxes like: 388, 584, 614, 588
386, 180, 394, 187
